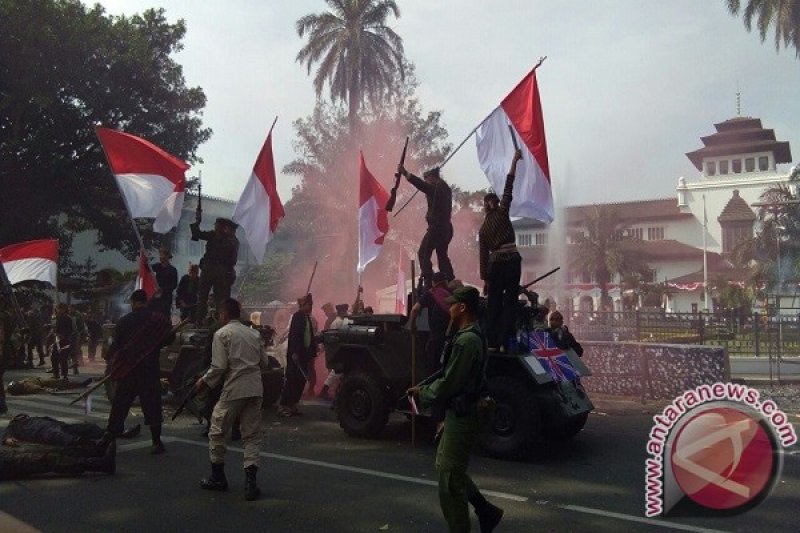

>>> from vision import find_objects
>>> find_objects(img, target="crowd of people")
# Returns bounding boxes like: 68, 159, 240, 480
0, 151, 591, 532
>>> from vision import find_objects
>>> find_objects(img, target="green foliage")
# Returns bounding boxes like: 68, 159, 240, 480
296, 0, 406, 130
570, 205, 651, 306
0, 0, 211, 259
236, 252, 295, 305
726, 0, 800, 59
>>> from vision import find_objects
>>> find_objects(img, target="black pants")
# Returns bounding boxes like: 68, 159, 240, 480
107, 369, 163, 436
51, 345, 70, 378
196, 264, 234, 324
279, 357, 308, 408
26, 336, 44, 365
0, 368, 7, 413
418, 222, 454, 285
486, 255, 522, 349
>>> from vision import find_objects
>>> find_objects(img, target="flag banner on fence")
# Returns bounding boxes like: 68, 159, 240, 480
357, 152, 390, 273
232, 127, 285, 264
476, 68, 553, 222
96, 126, 189, 233
0, 239, 59, 286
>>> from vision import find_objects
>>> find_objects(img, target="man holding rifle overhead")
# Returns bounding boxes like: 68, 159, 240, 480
479, 148, 523, 352
396, 162, 455, 289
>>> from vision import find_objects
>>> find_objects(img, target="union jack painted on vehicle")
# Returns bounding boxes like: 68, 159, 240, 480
524, 330, 580, 382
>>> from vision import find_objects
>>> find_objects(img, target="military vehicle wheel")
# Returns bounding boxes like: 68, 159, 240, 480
336, 372, 390, 438
480, 376, 541, 460
554, 412, 589, 439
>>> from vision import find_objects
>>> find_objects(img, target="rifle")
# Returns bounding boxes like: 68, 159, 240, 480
385, 137, 409, 212
508, 124, 520, 151
70, 318, 190, 405
305, 260, 318, 296
191, 172, 203, 241
521, 266, 560, 291
172, 384, 200, 421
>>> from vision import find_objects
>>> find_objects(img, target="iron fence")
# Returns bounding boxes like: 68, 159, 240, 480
567, 310, 800, 357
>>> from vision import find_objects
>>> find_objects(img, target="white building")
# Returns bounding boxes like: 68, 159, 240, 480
514, 116, 796, 314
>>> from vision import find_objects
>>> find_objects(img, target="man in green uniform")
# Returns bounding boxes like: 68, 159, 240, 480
191, 217, 240, 324
408, 286, 503, 533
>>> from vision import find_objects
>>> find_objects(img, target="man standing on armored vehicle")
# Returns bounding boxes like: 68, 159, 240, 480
408, 287, 503, 533
151, 247, 178, 318
479, 149, 523, 352
190, 217, 239, 325
397, 164, 455, 288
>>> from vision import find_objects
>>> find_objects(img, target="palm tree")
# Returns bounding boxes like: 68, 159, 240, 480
296, 0, 406, 131
570, 205, 650, 308
726, 0, 800, 59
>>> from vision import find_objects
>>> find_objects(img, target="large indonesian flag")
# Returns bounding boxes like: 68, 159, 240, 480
232, 128, 285, 264
476, 68, 553, 222
357, 152, 389, 273
135, 249, 157, 298
0, 239, 59, 286
96, 126, 190, 233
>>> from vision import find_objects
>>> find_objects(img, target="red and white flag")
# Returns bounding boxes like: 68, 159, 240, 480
135, 250, 157, 298
0, 239, 59, 286
96, 126, 190, 233
357, 152, 389, 273
476, 68, 553, 222
395, 258, 407, 315
232, 126, 285, 264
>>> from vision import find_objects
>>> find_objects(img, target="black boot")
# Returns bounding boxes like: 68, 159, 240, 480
200, 462, 228, 491
150, 424, 165, 454
473, 500, 503, 533
244, 465, 261, 501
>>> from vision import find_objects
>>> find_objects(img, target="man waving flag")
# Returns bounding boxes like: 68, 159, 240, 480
0, 239, 59, 286
96, 126, 190, 233
357, 152, 390, 273
476, 65, 553, 223
232, 119, 285, 264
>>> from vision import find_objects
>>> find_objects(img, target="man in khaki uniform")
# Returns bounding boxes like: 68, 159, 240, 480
196, 297, 269, 500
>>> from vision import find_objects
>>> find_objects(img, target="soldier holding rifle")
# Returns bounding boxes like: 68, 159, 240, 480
190, 217, 240, 325
396, 162, 455, 288
479, 148, 523, 352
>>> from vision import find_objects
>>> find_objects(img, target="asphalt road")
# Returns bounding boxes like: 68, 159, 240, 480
1, 365, 798, 533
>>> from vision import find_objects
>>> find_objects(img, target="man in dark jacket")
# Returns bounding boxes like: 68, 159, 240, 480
277, 294, 315, 417
546, 311, 584, 357
151, 247, 178, 318
191, 218, 240, 324
397, 164, 455, 287
479, 149, 523, 352
176, 264, 200, 322
51, 303, 73, 379
105, 290, 175, 454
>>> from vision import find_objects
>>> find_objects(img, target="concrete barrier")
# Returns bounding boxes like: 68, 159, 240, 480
581, 342, 729, 401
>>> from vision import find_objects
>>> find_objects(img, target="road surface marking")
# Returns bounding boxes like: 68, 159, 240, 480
559, 504, 731, 533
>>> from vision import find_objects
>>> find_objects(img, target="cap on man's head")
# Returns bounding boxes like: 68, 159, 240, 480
445, 286, 480, 309
335, 303, 349, 313
432, 272, 448, 285
297, 293, 313, 306
423, 167, 440, 179
159, 246, 173, 259
130, 289, 148, 303
216, 217, 239, 230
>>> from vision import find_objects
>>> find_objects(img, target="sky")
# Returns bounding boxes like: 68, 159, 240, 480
99, 0, 800, 208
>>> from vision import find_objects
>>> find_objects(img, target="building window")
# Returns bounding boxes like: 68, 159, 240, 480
628, 228, 643, 240
517, 233, 532, 247
719, 160, 729, 175
721, 222, 754, 254
732, 159, 742, 174
705, 162, 716, 176
745, 157, 755, 172
534, 232, 548, 246
758, 156, 769, 171
647, 227, 664, 240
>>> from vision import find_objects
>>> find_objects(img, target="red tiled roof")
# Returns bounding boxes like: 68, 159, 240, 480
717, 190, 756, 223
514, 198, 692, 230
